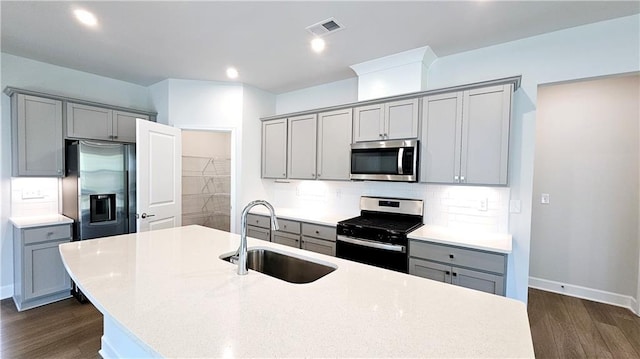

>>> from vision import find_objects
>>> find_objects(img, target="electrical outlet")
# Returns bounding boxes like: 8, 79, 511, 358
22, 189, 44, 199
478, 198, 488, 211
541, 193, 550, 204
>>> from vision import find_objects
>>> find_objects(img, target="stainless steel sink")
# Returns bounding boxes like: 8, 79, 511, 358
221, 248, 337, 284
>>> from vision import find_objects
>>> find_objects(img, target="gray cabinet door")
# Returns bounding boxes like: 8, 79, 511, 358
421, 92, 463, 183
272, 231, 300, 248
261, 119, 287, 178
452, 267, 505, 296
409, 257, 451, 283
24, 239, 71, 301
301, 236, 336, 256
12, 94, 63, 177
66, 102, 113, 141
113, 110, 148, 143
317, 108, 352, 180
460, 84, 512, 185
353, 104, 384, 142
288, 114, 317, 180
385, 98, 419, 140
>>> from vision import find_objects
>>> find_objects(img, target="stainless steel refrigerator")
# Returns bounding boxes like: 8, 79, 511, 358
62, 140, 136, 241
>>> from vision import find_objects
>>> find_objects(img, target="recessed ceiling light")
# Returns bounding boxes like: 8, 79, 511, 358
311, 38, 325, 53
226, 67, 239, 79
73, 9, 98, 27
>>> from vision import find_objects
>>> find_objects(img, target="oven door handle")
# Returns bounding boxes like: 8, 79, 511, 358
337, 235, 406, 253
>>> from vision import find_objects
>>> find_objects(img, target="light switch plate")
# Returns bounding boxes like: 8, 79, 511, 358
541, 193, 550, 204
509, 200, 521, 213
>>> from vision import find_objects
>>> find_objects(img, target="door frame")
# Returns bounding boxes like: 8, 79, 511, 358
179, 126, 237, 233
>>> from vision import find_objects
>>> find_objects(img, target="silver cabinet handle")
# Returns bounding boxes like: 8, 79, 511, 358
337, 235, 406, 253
460, 176, 465, 183
454, 175, 459, 183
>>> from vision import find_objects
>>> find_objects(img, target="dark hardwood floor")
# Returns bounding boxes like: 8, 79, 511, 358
1, 289, 639, 358
528, 288, 640, 358
1, 298, 102, 358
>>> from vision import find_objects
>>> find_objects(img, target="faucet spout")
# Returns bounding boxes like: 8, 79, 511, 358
238, 200, 278, 275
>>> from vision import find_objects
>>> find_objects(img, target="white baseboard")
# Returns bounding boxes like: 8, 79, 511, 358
1, 284, 13, 300
529, 276, 639, 317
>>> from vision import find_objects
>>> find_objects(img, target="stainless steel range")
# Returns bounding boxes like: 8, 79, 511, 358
336, 196, 423, 273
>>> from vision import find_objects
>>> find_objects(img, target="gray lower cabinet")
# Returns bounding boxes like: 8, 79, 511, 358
11, 93, 64, 177
246, 214, 271, 241
13, 224, 72, 311
272, 218, 301, 248
301, 223, 336, 256
409, 240, 507, 296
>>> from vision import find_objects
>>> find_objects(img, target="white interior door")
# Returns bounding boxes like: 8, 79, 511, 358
136, 119, 182, 232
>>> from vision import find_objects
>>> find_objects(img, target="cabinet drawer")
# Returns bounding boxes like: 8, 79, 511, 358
277, 218, 300, 234
409, 240, 506, 274
246, 214, 270, 229
23, 225, 71, 245
301, 236, 336, 256
272, 231, 300, 249
247, 226, 270, 241
302, 223, 336, 242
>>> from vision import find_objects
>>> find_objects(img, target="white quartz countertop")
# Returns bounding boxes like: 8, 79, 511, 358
10, 214, 73, 229
408, 225, 513, 254
249, 206, 357, 226
59, 225, 532, 358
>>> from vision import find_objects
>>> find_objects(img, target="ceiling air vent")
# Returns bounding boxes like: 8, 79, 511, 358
306, 17, 345, 37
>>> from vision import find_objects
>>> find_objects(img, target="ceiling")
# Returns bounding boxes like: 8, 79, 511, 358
2, 1, 639, 94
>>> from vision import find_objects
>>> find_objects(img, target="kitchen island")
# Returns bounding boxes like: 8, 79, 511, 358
59, 225, 533, 358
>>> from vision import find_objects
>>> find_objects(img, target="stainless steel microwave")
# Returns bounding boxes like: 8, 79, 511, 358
350, 139, 419, 182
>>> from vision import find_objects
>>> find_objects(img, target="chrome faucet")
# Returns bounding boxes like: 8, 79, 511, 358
236, 200, 279, 275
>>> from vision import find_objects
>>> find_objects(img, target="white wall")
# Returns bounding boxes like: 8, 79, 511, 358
0, 53, 153, 299
531, 74, 639, 312
275, 77, 358, 114
427, 13, 639, 304
240, 85, 276, 225
272, 14, 640, 304
149, 79, 275, 233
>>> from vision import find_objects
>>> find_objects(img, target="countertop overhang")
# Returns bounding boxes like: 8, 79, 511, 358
59, 225, 533, 358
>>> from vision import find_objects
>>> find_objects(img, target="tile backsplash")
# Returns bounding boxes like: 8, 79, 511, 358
264, 180, 510, 233
10, 177, 60, 217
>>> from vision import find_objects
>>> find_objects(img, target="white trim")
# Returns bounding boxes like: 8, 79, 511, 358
0, 284, 13, 300
529, 277, 639, 316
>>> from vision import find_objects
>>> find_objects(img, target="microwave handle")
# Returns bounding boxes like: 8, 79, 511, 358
397, 147, 404, 175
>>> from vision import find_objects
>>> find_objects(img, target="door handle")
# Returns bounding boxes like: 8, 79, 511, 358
141, 213, 155, 219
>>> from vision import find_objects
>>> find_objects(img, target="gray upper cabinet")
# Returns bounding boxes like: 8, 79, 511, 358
288, 114, 317, 180
353, 98, 419, 142
353, 104, 384, 142
460, 85, 512, 185
11, 94, 64, 177
421, 84, 512, 185
66, 103, 113, 141
113, 110, 149, 143
67, 103, 148, 143
261, 118, 288, 179
421, 92, 462, 183
317, 108, 353, 180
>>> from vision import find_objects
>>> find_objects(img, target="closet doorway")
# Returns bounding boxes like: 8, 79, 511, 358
181, 130, 231, 232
